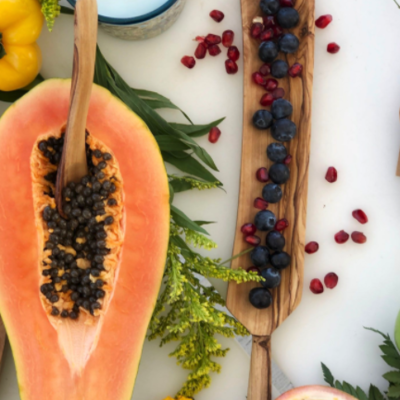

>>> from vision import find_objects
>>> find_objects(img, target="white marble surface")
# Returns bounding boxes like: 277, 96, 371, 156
2, 0, 400, 398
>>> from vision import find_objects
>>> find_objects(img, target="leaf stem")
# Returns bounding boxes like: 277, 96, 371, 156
394, 0, 400, 8
218, 248, 253, 266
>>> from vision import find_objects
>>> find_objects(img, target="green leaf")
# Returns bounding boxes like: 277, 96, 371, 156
365, 327, 390, 340
155, 137, 190, 152
194, 221, 215, 226
356, 387, 370, 400
388, 385, 400, 398
169, 183, 174, 205
383, 371, 400, 384
169, 178, 193, 193
321, 363, 335, 387
342, 382, 358, 397
382, 356, 400, 369
380, 345, 400, 358
369, 385, 386, 400
335, 381, 344, 391
170, 118, 225, 137
171, 205, 209, 235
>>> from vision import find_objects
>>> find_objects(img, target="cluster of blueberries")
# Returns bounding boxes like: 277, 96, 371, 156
248, 0, 300, 310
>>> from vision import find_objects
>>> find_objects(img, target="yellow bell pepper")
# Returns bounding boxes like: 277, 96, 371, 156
0, 0, 44, 91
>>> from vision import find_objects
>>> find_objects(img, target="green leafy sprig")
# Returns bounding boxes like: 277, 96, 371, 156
322, 328, 400, 400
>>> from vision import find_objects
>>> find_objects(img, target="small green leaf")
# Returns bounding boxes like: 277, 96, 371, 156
321, 363, 335, 387
171, 205, 209, 235
194, 221, 215, 226
388, 385, 400, 398
356, 387, 370, 400
342, 382, 358, 397
169, 179, 193, 193
380, 345, 400, 358
383, 371, 400, 384
335, 381, 344, 391
169, 183, 174, 205
365, 327, 390, 340
369, 385, 385, 400
382, 355, 400, 369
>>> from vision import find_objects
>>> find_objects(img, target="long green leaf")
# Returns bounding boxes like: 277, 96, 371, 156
170, 118, 225, 137
321, 363, 335, 387
171, 205, 209, 235
156, 137, 190, 152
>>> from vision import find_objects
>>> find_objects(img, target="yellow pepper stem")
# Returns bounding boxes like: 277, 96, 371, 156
0, 33, 6, 60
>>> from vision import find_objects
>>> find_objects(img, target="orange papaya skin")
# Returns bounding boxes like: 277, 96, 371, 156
0, 79, 169, 400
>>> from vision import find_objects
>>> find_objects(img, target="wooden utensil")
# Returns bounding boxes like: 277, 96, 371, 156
56, 0, 98, 212
226, 1, 315, 399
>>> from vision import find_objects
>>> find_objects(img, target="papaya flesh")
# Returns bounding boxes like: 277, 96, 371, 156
0, 79, 170, 400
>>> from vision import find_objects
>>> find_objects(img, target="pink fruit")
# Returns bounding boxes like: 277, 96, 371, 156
275, 218, 289, 231
222, 30, 235, 47
265, 78, 278, 92
228, 46, 240, 62
351, 231, 367, 244
253, 72, 266, 86
288, 63, 303, 77
263, 16, 278, 28
327, 42, 340, 54
305, 241, 319, 254
225, 59, 239, 74
205, 34, 222, 45
208, 44, 222, 56
241, 223, 257, 236
280, 0, 294, 6
272, 87, 285, 99
310, 279, 324, 294
245, 235, 261, 246
260, 93, 275, 107
315, 14, 333, 29
254, 197, 269, 210
181, 56, 196, 69
251, 23, 264, 39
256, 167, 269, 182
325, 166, 337, 183
334, 230, 349, 244
352, 209, 368, 224
208, 127, 221, 143
324, 272, 338, 289
283, 155, 292, 165
259, 64, 271, 76
210, 10, 225, 22
260, 29, 274, 41
195, 43, 207, 59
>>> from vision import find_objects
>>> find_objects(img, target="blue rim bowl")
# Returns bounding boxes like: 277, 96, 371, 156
66, 0, 179, 25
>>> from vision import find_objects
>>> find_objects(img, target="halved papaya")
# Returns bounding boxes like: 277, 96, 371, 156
0, 79, 170, 399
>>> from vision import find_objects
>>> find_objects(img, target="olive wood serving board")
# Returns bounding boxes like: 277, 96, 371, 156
226, 0, 315, 399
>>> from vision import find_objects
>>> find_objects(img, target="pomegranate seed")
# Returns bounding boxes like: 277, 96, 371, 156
272, 88, 285, 99
310, 279, 324, 294
251, 23, 264, 39
225, 59, 239, 74
283, 155, 292, 164
325, 166, 337, 183
327, 43, 340, 54
181, 56, 196, 69
280, 0, 294, 6
254, 197, 269, 210
205, 34, 222, 46
222, 30, 235, 47
228, 46, 240, 62
252, 72, 266, 86
208, 44, 222, 56
305, 241, 319, 254
259, 64, 271, 76
208, 127, 221, 143
195, 43, 207, 59
275, 218, 289, 231
324, 273, 338, 289
195, 36, 206, 43
315, 14, 333, 29
210, 9, 225, 22
352, 209, 368, 224
241, 223, 257, 236
256, 167, 269, 182
260, 29, 274, 41
265, 78, 278, 92
260, 93, 275, 107
351, 231, 367, 244
247, 266, 261, 275
263, 16, 278, 28
288, 63, 303, 77
335, 230, 349, 244
245, 235, 261, 246
273, 26, 283, 38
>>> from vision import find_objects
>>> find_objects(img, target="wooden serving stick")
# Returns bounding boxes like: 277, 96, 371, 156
56, 0, 98, 214
226, 0, 315, 399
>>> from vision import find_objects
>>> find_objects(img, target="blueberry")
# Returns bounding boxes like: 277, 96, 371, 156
266, 230, 286, 251
271, 119, 297, 142
249, 287, 273, 309
276, 8, 300, 28
260, 0, 280, 15
262, 183, 283, 203
278, 33, 300, 54
271, 99, 293, 120
250, 246, 270, 267
271, 60, 289, 79
261, 268, 281, 289
270, 251, 291, 270
254, 210, 277, 231
269, 163, 290, 184
252, 110, 273, 130
259, 41, 279, 63
267, 143, 287, 163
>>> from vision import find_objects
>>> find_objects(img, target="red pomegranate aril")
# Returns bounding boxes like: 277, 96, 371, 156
208, 127, 221, 143
265, 78, 278, 92
325, 166, 338, 183
195, 43, 207, 59
210, 9, 225, 22
315, 14, 333, 29
225, 59, 239, 74
352, 209, 368, 224
263, 15, 277, 28
273, 26, 283, 38
327, 42, 340, 54
335, 230, 349, 244
259, 64, 271, 76
245, 235, 261, 246
247, 266, 261, 275
260, 29, 274, 41
228, 46, 240, 62
205, 34, 222, 46
324, 272, 339, 289
254, 197, 269, 210
241, 223, 257, 236
251, 23, 264, 39
310, 279, 324, 294
260, 93, 275, 107
275, 218, 289, 231
256, 167, 269, 182
222, 30, 235, 47
208, 44, 222, 56
252, 72, 266, 86
280, 0, 294, 6
283, 155, 292, 165
181, 56, 196, 69
288, 63, 303, 77
305, 241, 319, 254
272, 87, 285, 99
351, 231, 367, 244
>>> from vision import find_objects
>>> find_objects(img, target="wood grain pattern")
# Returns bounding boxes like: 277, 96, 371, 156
226, 0, 315, 337
56, 0, 98, 213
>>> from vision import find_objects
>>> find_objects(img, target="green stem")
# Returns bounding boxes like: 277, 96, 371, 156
393, 0, 400, 8
218, 248, 253, 266
0, 33, 6, 60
